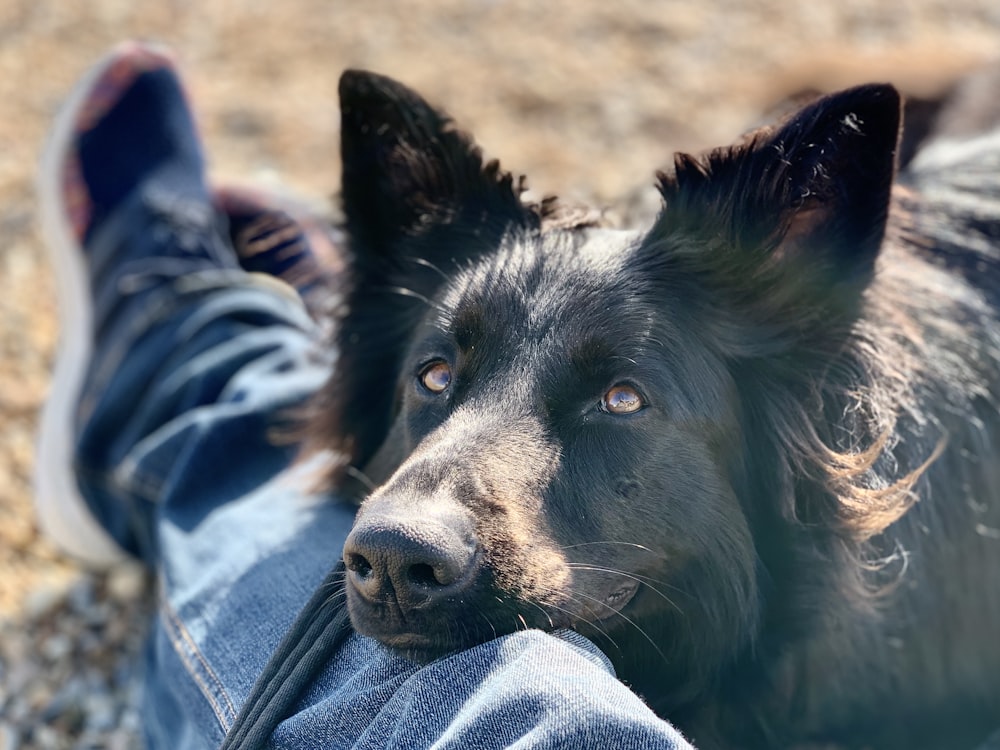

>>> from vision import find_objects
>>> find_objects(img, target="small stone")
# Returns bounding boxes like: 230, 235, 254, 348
25, 680, 54, 712
105, 563, 148, 603
40, 633, 73, 662
83, 692, 117, 732
30, 724, 59, 750
81, 600, 112, 628
22, 583, 70, 621
106, 729, 133, 750
0, 722, 19, 750
5, 695, 28, 724
67, 575, 96, 614
0, 630, 29, 669
118, 705, 142, 732
40, 689, 85, 732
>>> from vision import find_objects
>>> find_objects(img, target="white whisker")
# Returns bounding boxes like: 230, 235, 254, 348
561, 541, 660, 555
569, 589, 670, 667
566, 563, 685, 615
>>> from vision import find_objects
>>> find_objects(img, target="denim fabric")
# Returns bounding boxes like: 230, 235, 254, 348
74, 185, 694, 749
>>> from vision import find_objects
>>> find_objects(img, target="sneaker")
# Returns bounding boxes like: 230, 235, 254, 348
214, 184, 344, 317
35, 41, 204, 567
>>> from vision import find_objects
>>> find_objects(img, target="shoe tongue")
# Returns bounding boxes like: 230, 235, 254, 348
77, 67, 207, 240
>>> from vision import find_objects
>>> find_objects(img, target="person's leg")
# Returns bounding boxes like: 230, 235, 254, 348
36, 40, 349, 744
38, 42, 694, 750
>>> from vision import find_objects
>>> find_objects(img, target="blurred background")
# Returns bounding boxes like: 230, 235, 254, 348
1, 1, 999, 747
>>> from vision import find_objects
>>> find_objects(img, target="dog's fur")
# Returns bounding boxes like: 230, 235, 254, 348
305, 70, 1000, 749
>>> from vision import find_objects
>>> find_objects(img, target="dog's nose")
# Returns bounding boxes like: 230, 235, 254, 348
343, 510, 478, 612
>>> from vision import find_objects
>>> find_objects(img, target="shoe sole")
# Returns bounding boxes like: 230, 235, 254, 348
34, 43, 173, 567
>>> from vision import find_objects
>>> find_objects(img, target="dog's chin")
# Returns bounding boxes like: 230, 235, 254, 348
351, 621, 470, 665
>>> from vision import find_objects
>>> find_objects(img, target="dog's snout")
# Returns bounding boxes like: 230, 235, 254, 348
343, 510, 478, 612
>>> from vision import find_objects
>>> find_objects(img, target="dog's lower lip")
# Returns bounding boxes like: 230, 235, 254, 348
357, 625, 442, 654
383, 633, 456, 663
384, 632, 433, 648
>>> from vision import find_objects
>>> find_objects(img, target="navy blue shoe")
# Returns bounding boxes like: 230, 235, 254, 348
36, 41, 206, 567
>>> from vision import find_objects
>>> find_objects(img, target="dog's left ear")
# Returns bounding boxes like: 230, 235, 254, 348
652, 84, 901, 338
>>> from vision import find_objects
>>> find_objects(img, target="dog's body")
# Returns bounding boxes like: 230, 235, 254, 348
308, 72, 1000, 749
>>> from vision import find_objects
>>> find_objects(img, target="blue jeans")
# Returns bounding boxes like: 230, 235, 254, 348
75, 186, 694, 749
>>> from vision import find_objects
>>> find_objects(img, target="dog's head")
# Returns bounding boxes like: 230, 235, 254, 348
306, 71, 901, 703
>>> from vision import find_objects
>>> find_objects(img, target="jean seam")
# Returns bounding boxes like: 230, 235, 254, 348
159, 588, 238, 730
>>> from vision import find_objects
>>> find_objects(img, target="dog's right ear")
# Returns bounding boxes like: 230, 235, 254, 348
306, 72, 537, 489
338, 70, 536, 257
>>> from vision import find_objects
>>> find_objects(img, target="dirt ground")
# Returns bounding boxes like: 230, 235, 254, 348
0, 0, 999, 746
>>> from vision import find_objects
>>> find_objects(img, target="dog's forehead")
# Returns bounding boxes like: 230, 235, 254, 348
423, 227, 671, 368
426, 225, 675, 380
562, 227, 641, 274
441, 226, 645, 324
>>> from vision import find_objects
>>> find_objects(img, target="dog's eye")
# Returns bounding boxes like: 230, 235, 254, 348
602, 384, 644, 415
419, 361, 452, 394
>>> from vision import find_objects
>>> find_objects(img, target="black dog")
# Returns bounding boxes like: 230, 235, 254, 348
305, 71, 1000, 749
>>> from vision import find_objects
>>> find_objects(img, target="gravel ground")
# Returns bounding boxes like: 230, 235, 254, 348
1, 2, 999, 748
